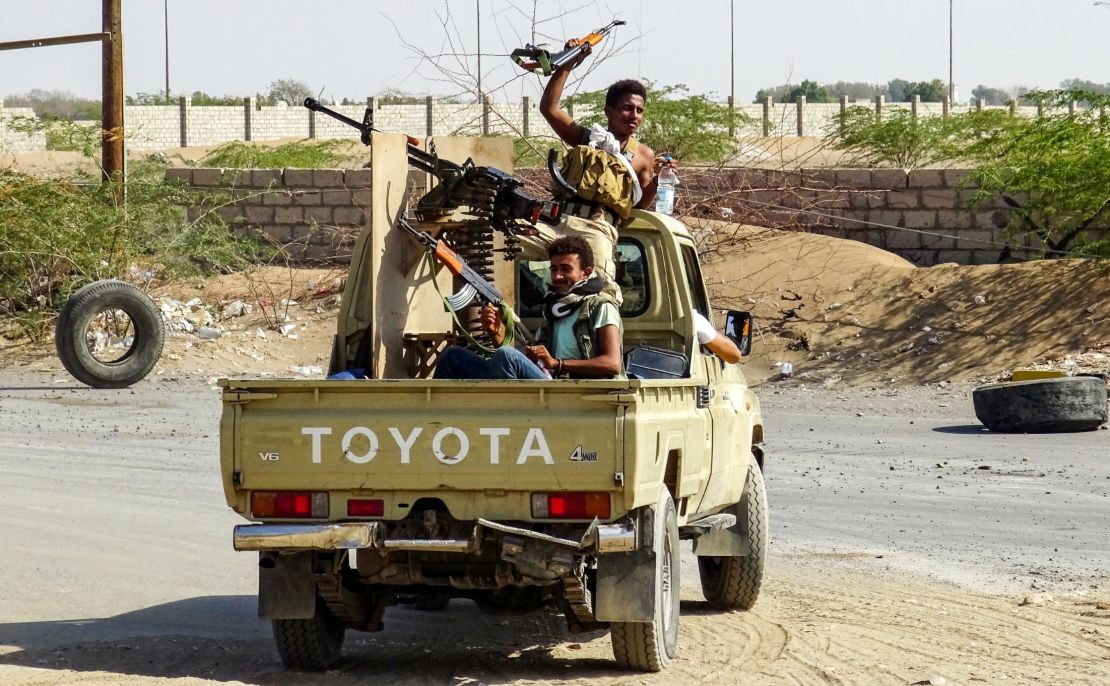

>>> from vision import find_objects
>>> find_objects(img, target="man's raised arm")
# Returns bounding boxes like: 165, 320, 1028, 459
539, 41, 589, 146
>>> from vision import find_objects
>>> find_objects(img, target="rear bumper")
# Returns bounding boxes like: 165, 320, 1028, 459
233, 518, 636, 554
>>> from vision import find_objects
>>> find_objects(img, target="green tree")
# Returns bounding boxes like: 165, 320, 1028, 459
266, 78, 313, 106
826, 81, 885, 101
956, 90, 1110, 255
782, 80, 831, 103
971, 84, 1012, 106
886, 79, 911, 102
1059, 79, 1110, 96
903, 79, 947, 102
4, 89, 100, 120
827, 107, 956, 169
567, 82, 746, 163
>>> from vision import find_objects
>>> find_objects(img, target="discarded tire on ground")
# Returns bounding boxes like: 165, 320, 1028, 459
55, 280, 165, 389
973, 376, 1108, 433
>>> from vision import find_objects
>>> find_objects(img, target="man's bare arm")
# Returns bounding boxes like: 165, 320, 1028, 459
539, 42, 589, 146
704, 334, 742, 364
561, 325, 622, 377
634, 142, 658, 209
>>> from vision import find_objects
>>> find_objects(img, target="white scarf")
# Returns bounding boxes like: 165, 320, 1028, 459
588, 124, 642, 206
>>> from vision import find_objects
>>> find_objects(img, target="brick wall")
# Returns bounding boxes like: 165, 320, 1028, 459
0, 102, 46, 152
172, 163, 1103, 267
5, 95, 1057, 153
165, 166, 373, 263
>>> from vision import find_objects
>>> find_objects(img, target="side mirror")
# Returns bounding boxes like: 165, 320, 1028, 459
725, 311, 753, 357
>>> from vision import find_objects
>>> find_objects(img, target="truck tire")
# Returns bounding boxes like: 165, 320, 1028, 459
55, 280, 164, 389
698, 459, 768, 610
272, 602, 346, 670
973, 377, 1108, 433
610, 488, 680, 672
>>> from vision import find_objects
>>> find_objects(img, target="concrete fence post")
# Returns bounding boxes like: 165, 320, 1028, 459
795, 95, 806, 136
762, 96, 772, 137
566, 100, 574, 120
1008, 100, 1017, 116
178, 96, 189, 148
522, 96, 531, 138
367, 97, 378, 129
875, 95, 884, 122
482, 97, 491, 136
308, 107, 316, 139
976, 98, 985, 112
1037, 102, 1044, 117
942, 95, 950, 118
243, 97, 254, 141
839, 95, 849, 136
727, 95, 736, 136
1069, 100, 1078, 115
425, 96, 435, 136
911, 94, 920, 121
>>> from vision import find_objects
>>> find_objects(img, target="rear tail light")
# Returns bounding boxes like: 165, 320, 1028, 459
531, 492, 611, 520
251, 491, 329, 518
347, 498, 385, 517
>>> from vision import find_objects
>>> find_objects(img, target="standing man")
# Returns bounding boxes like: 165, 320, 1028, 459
518, 39, 675, 304
435, 236, 623, 380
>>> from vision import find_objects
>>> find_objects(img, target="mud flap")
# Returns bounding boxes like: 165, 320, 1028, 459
595, 506, 655, 622
692, 521, 750, 557
259, 551, 316, 619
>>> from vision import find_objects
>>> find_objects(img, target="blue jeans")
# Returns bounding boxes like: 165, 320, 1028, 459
434, 346, 548, 380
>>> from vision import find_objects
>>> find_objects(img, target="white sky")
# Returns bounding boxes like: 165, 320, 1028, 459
2, 1, 1109, 103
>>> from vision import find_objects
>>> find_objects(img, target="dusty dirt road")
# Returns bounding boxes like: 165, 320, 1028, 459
0, 370, 1107, 685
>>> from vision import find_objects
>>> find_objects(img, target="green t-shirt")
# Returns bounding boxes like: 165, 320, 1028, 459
551, 302, 621, 360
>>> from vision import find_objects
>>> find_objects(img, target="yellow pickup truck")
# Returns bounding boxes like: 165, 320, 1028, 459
219, 135, 767, 673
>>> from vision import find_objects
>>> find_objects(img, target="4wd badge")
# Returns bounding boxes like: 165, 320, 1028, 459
569, 445, 598, 462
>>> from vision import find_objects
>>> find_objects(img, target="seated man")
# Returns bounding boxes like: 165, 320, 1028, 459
435, 236, 622, 380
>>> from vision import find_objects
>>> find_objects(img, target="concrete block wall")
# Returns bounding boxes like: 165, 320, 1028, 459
165, 166, 372, 263
2, 97, 1063, 153
0, 102, 46, 152
126, 105, 180, 148
670, 165, 1088, 266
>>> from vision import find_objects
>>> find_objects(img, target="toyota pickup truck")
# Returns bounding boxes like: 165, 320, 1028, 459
218, 134, 767, 673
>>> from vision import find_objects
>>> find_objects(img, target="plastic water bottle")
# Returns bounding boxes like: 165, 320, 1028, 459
655, 160, 677, 215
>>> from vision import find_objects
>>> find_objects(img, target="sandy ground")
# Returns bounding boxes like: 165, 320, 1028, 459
0, 373, 1107, 685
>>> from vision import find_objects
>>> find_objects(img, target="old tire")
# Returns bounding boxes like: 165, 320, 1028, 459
973, 377, 1108, 433
272, 602, 346, 670
610, 488, 680, 672
698, 459, 769, 610
55, 280, 164, 389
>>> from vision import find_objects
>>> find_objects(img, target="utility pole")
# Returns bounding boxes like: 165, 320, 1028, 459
164, 0, 170, 103
102, 0, 125, 193
476, 0, 482, 99
730, 0, 735, 107
948, 0, 954, 103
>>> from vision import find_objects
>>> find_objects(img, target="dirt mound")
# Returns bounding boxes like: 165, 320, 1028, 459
697, 221, 1110, 385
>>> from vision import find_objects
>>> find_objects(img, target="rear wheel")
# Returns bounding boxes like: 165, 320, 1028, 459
610, 488, 680, 671
698, 459, 768, 610
272, 601, 346, 670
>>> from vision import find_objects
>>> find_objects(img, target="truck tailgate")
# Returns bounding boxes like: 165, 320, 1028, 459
220, 379, 630, 521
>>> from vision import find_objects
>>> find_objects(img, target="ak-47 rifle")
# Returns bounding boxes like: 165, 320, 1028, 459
397, 216, 534, 346
512, 19, 626, 76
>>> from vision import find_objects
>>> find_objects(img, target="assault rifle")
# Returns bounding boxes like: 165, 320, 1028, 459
397, 216, 534, 345
511, 19, 626, 76
303, 98, 562, 231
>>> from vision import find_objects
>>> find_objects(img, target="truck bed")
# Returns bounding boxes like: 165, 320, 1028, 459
220, 378, 639, 523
